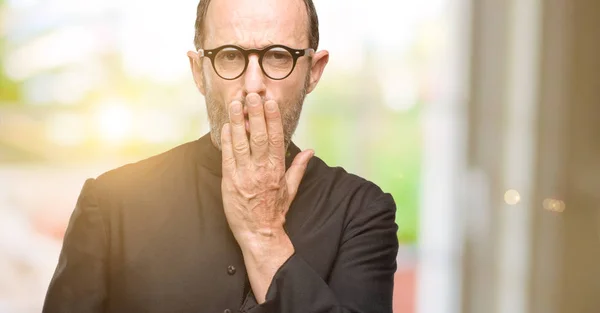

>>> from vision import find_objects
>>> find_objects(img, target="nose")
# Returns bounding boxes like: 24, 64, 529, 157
242, 54, 267, 97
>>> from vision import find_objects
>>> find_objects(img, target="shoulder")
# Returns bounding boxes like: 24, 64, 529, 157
302, 156, 397, 243
305, 156, 396, 214
92, 140, 199, 197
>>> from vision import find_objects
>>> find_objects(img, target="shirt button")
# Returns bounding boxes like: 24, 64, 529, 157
223, 309, 232, 313
227, 265, 236, 275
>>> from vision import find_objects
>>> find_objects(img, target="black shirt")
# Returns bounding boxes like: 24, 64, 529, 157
42, 133, 399, 313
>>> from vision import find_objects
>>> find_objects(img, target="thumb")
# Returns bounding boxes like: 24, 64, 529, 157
285, 149, 314, 199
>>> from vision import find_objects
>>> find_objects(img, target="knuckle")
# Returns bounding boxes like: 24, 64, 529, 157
268, 155, 284, 167
268, 178, 281, 189
248, 109, 264, 117
251, 133, 268, 146
233, 141, 248, 153
267, 111, 281, 120
253, 171, 280, 187
223, 157, 236, 168
269, 135, 284, 147
256, 173, 269, 184
254, 160, 269, 171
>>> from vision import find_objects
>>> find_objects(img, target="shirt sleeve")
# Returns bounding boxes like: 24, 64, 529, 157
243, 192, 399, 313
42, 178, 108, 313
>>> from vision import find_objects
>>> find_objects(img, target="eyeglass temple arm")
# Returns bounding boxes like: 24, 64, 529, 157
197, 49, 213, 57
301, 48, 315, 56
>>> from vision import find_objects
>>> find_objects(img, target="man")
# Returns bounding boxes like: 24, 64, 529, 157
42, 0, 399, 312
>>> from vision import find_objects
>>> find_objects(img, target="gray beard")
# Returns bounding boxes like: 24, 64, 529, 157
203, 74, 310, 152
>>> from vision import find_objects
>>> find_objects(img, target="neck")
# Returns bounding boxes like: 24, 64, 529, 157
209, 132, 221, 151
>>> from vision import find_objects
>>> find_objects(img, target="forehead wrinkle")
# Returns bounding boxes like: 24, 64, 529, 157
234, 39, 276, 50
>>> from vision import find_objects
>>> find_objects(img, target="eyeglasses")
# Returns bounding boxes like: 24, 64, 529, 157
198, 44, 314, 80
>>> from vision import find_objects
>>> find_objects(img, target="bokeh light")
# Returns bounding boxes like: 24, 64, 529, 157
543, 198, 566, 213
504, 189, 521, 205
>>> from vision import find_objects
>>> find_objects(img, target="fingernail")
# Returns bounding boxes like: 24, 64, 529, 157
248, 94, 260, 106
266, 101, 277, 112
231, 102, 242, 114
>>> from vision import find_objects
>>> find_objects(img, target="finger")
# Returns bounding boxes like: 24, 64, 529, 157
246, 93, 269, 160
285, 149, 314, 199
220, 123, 236, 177
264, 100, 285, 161
229, 100, 250, 166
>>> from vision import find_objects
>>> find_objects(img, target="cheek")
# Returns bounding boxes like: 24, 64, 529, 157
206, 74, 241, 104
268, 73, 307, 102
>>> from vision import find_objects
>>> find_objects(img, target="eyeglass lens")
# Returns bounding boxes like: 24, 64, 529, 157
214, 47, 295, 79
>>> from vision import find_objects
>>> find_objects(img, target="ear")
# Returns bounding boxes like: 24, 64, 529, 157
306, 50, 329, 94
187, 50, 206, 96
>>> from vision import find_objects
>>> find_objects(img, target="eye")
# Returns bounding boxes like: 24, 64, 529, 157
224, 52, 238, 61
264, 49, 292, 64
271, 51, 287, 59
216, 49, 243, 63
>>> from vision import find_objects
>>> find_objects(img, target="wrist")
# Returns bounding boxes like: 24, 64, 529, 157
240, 228, 294, 262
240, 229, 294, 305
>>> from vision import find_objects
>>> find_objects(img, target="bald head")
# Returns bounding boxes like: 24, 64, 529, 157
193, 0, 319, 50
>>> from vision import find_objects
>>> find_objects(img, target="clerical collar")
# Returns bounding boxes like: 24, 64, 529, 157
196, 132, 301, 177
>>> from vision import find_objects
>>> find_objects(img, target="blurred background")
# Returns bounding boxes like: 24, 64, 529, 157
1, 0, 599, 312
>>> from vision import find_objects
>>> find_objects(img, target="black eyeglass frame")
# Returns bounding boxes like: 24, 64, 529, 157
198, 44, 315, 80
